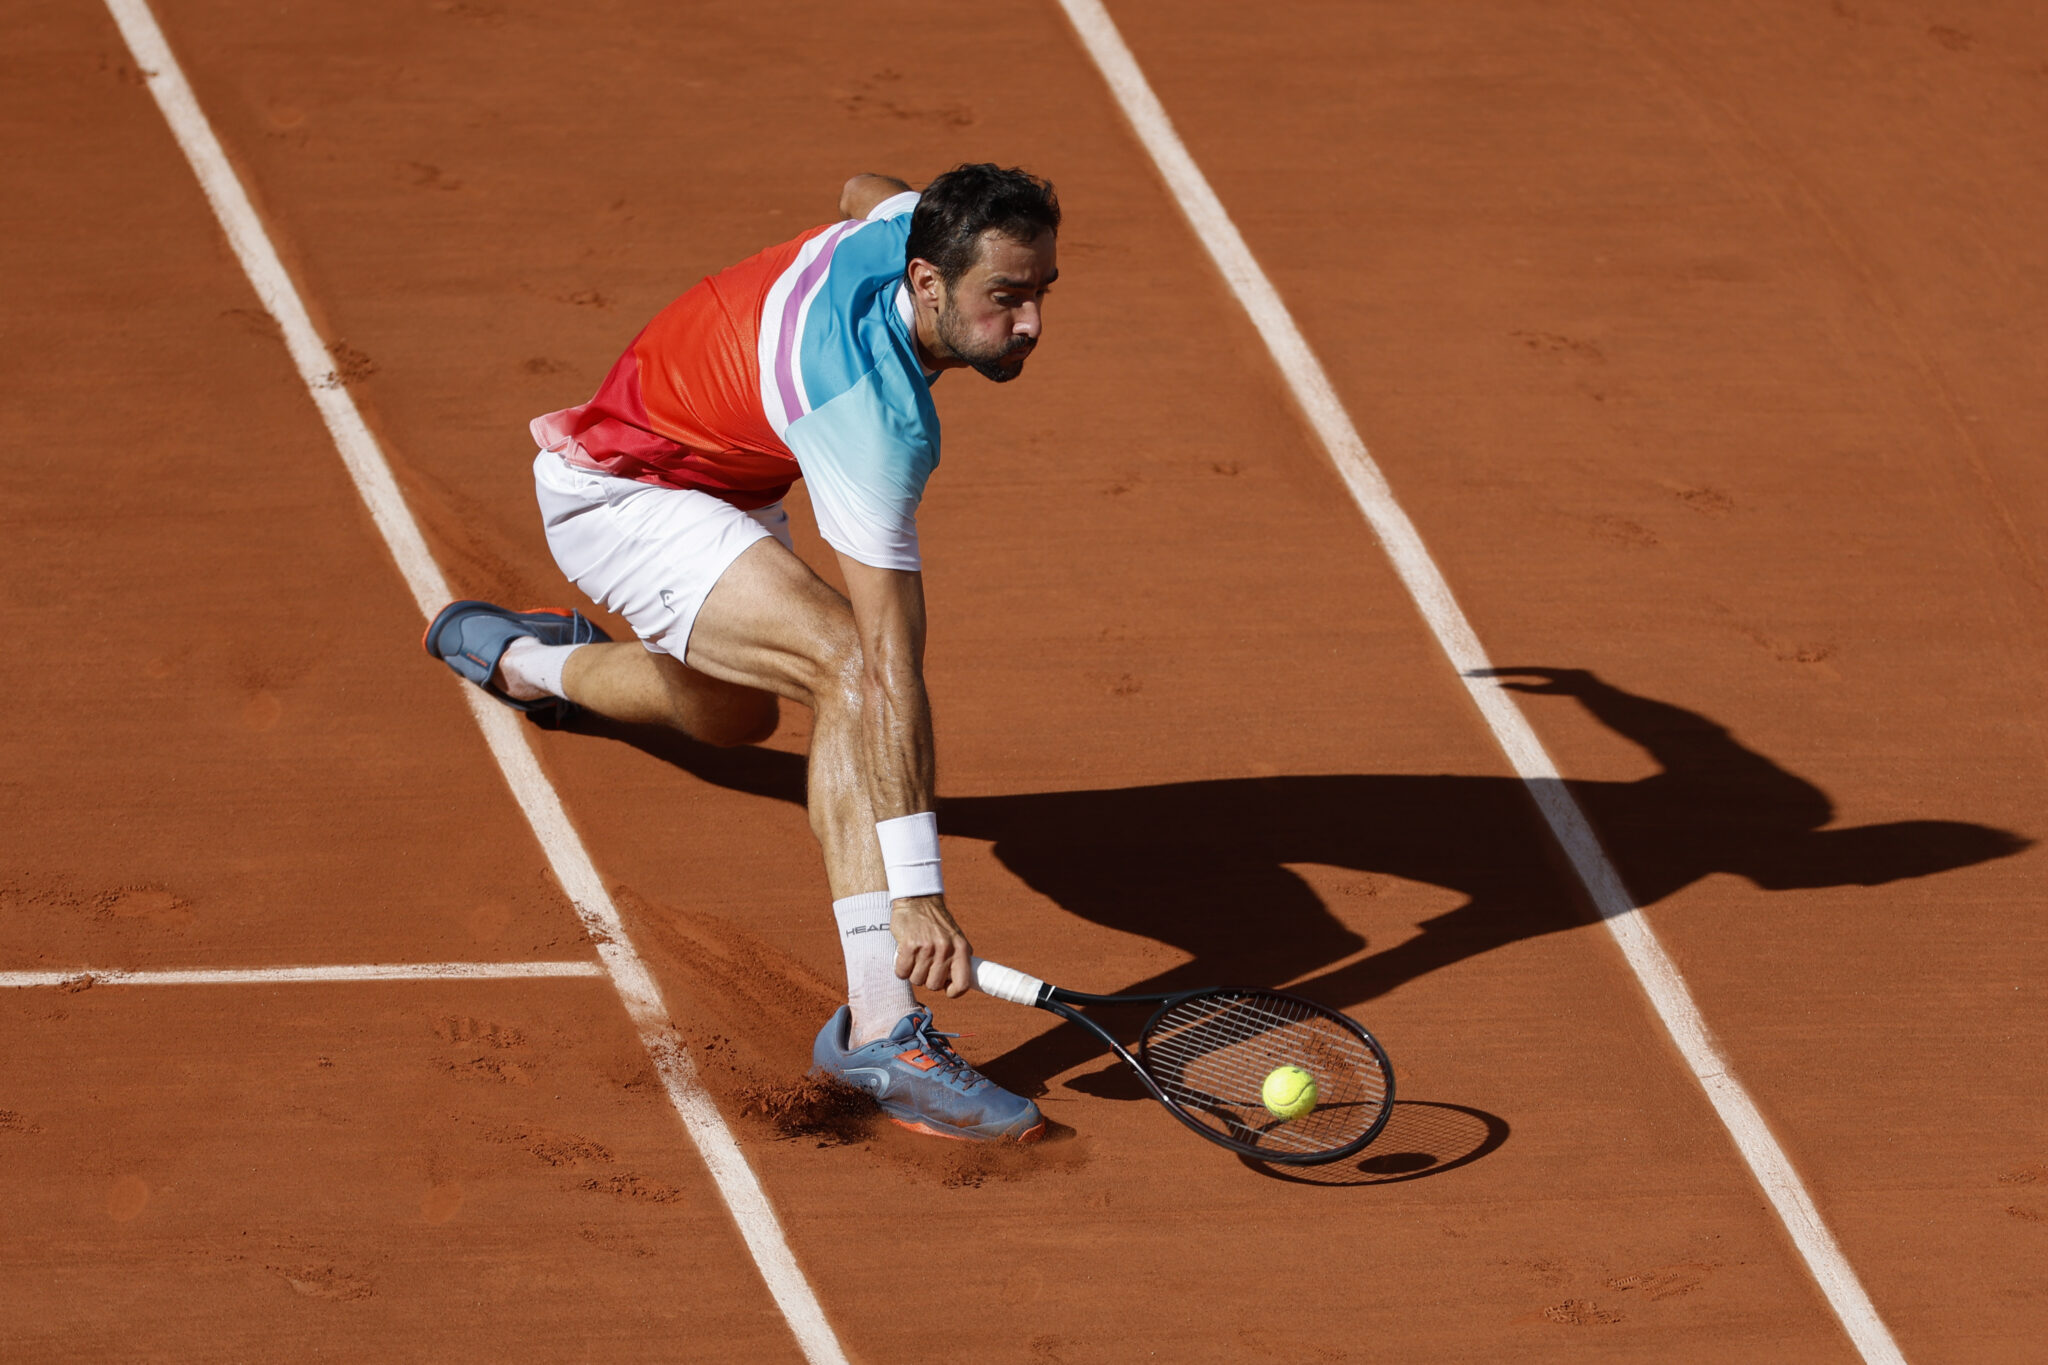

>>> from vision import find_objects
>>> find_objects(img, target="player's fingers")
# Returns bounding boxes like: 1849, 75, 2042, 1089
942, 936, 972, 997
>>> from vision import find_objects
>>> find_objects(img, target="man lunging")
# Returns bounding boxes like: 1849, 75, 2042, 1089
424, 165, 1059, 1141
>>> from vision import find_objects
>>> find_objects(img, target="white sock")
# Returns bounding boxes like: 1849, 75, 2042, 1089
499, 637, 586, 701
833, 891, 915, 1047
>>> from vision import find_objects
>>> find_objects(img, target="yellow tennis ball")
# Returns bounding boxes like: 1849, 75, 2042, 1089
1261, 1065, 1317, 1120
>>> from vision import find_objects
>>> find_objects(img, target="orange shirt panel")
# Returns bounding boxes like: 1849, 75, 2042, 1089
632, 229, 832, 462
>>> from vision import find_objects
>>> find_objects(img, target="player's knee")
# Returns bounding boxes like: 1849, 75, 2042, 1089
801, 629, 866, 717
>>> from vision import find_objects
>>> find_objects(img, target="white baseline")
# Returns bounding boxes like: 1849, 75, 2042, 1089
1059, 2, 1907, 1363
99, 4, 849, 1362
0, 962, 605, 989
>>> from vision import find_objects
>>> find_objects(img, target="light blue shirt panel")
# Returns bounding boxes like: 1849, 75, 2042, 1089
785, 358, 940, 571
796, 212, 920, 412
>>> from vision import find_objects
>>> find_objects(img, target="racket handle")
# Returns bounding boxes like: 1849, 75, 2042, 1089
971, 957, 1047, 1006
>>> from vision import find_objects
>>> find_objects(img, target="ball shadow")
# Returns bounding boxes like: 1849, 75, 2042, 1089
1240, 1099, 1509, 1187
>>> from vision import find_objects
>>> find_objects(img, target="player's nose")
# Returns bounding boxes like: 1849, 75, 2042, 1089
1014, 301, 1042, 339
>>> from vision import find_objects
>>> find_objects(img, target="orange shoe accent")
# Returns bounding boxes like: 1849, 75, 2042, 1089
887, 1116, 1047, 1144
895, 1048, 942, 1072
889, 1117, 975, 1142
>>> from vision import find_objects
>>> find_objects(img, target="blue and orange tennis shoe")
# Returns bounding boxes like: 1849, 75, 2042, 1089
813, 1005, 1046, 1142
423, 599, 610, 723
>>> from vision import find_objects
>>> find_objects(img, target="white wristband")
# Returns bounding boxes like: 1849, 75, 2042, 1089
875, 811, 944, 901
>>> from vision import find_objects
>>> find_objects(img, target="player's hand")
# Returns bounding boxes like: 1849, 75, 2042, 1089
890, 894, 973, 997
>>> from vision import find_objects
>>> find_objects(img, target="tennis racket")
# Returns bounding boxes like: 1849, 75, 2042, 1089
971, 957, 1395, 1165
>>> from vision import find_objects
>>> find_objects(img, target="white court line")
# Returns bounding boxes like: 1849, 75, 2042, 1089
1059, 3, 1907, 1362
0, 962, 604, 989
100, 5, 849, 1362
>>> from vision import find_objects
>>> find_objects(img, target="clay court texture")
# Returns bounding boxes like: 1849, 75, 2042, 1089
5, 0, 2045, 1360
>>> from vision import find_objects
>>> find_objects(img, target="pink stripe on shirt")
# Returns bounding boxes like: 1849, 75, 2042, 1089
772, 222, 856, 422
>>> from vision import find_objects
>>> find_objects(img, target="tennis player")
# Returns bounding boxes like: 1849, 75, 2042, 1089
425, 165, 1057, 1142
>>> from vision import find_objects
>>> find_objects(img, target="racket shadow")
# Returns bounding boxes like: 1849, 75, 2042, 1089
1240, 1099, 1509, 1187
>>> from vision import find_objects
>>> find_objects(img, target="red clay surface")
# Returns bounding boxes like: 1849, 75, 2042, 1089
4, 1, 2043, 1361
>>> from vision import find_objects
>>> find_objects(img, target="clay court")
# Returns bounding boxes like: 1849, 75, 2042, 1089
5, 0, 2045, 1360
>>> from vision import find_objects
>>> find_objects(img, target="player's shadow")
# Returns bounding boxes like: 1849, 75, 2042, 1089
565, 666, 2028, 1102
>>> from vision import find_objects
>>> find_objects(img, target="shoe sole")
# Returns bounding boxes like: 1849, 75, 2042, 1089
889, 1115, 1047, 1144
814, 1009, 1045, 1145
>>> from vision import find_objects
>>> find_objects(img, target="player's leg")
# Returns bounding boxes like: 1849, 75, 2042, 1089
529, 642, 777, 747
444, 452, 786, 745
682, 544, 1043, 1139
681, 539, 920, 1039
677, 535, 885, 894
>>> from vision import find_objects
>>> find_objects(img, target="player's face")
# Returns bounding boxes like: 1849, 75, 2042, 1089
936, 229, 1058, 383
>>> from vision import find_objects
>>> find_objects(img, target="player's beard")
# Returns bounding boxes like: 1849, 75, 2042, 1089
936, 294, 1035, 383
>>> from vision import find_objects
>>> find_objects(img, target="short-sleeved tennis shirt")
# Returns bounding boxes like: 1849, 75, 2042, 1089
530, 191, 937, 570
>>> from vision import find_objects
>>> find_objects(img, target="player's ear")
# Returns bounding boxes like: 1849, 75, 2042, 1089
906, 257, 944, 309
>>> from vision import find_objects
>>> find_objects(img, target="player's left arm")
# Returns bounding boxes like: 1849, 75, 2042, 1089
838, 173, 913, 221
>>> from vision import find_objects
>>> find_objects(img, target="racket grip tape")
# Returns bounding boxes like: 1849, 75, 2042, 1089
970, 957, 1047, 1006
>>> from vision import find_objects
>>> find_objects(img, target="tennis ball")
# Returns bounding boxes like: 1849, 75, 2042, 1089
1261, 1065, 1317, 1120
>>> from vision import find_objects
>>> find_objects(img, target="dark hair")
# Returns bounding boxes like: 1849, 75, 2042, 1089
906, 164, 1060, 287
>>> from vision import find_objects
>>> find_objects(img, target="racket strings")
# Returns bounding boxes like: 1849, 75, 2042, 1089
1140, 991, 1390, 1158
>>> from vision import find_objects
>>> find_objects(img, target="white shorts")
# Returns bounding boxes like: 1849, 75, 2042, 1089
533, 450, 795, 661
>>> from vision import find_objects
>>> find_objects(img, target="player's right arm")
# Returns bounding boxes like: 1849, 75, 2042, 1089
838, 174, 913, 221
837, 551, 973, 998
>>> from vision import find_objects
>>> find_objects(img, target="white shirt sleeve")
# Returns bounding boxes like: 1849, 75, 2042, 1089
785, 371, 934, 572
864, 190, 920, 222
